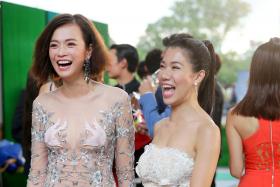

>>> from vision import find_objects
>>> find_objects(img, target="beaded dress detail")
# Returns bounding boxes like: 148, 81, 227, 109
27, 85, 135, 187
136, 144, 194, 187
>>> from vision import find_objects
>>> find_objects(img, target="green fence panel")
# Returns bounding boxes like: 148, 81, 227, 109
47, 11, 57, 22
2, 2, 45, 140
94, 20, 109, 47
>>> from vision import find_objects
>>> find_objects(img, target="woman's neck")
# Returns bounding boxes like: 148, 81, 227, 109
170, 94, 201, 123
60, 77, 92, 98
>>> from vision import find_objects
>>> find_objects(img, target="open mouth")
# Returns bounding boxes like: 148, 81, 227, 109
57, 60, 72, 70
162, 84, 175, 98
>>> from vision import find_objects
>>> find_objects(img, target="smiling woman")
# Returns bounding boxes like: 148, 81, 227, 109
136, 34, 220, 187
28, 14, 135, 187
49, 23, 92, 81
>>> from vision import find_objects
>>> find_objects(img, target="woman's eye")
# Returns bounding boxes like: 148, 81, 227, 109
160, 64, 165, 69
172, 66, 180, 70
49, 43, 58, 48
68, 42, 76, 47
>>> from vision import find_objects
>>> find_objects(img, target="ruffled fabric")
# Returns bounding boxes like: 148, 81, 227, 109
136, 144, 194, 187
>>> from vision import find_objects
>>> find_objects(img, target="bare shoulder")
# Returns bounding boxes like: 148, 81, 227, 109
197, 118, 220, 143
39, 82, 51, 95
226, 108, 240, 127
226, 107, 253, 127
94, 82, 129, 101
33, 90, 57, 109
39, 81, 57, 95
226, 107, 259, 138
97, 83, 128, 97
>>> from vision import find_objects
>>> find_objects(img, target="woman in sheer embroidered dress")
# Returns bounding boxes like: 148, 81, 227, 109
27, 14, 134, 187
136, 34, 220, 187
226, 38, 280, 187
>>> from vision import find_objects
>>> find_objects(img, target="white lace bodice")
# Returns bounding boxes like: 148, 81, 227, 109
136, 144, 194, 187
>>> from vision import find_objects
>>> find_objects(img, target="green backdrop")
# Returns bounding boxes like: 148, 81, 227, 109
1, 2, 46, 141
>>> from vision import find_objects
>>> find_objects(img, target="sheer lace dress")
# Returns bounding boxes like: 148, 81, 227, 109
27, 83, 135, 187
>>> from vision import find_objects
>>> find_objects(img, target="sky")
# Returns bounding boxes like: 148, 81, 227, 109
3, 0, 280, 54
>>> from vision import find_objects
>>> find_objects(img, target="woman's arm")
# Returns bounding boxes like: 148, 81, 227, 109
27, 100, 48, 187
190, 123, 220, 187
226, 111, 244, 178
115, 94, 135, 187
139, 93, 171, 137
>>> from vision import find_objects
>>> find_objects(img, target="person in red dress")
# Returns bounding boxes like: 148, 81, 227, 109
226, 37, 280, 187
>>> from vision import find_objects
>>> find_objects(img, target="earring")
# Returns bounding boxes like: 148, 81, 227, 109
194, 82, 198, 96
84, 59, 91, 83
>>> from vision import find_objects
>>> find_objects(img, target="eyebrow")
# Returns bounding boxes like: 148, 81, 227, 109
161, 60, 183, 66
50, 38, 77, 42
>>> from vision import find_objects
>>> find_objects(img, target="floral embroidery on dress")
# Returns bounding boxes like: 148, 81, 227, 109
28, 96, 134, 187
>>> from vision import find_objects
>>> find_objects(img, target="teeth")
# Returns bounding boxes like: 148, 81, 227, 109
57, 60, 71, 65
162, 85, 173, 89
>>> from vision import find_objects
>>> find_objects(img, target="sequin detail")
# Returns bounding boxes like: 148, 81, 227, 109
136, 144, 194, 187
28, 96, 134, 187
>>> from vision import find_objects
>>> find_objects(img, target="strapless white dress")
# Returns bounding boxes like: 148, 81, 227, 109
136, 143, 194, 187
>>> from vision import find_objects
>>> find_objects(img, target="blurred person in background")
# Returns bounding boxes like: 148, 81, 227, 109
226, 37, 280, 187
107, 44, 140, 95
138, 48, 171, 137
137, 61, 149, 80
107, 44, 147, 186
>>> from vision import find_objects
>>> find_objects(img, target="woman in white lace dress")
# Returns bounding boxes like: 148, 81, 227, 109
136, 34, 220, 187
27, 14, 134, 187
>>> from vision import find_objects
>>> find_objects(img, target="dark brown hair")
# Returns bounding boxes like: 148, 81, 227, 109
144, 48, 162, 74
22, 72, 41, 173
232, 38, 280, 120
31, 14, 109, 85
162, 34, 215, 114
110, 44, 139, 73
214, 53, 222, 74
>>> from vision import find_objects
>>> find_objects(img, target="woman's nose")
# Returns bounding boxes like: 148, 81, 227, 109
158, 68, 171, 80
58, 45, 67, 56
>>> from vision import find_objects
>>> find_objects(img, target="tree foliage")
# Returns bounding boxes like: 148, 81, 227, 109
218, 40, 262, 85
218, 51, 249, 85
137, 0, 251, 84
137, 0, 250, 55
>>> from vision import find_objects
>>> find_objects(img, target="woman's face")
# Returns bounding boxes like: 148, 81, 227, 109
158, 47, 198, 106
49, 23, 91, 82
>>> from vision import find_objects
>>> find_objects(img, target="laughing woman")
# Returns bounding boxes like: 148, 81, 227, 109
136, 34, 220, 187
27, 14, 134, 187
